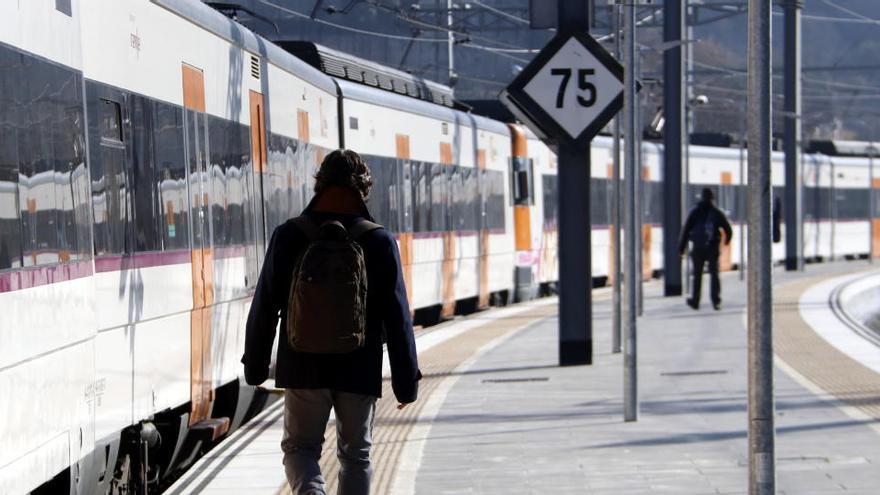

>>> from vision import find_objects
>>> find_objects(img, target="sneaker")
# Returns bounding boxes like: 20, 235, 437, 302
713, 302, 721, 311
686, 298, 698, 310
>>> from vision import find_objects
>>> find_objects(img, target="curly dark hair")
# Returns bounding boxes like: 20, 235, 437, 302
314, 149, 373, 200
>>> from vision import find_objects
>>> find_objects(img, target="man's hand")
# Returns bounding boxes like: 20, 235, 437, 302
244, 364, 269, 386
397, 403, 410, 410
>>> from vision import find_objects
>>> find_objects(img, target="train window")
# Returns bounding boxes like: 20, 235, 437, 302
874, 189, 880, 219
450, 166, 478, 232
0, 106, 22, 270
154, 102, 189, 250
238, 122, 257, 248
66, 104, 92, 262
242, 129, 259, 288
450, 166, 464, 231
55, 0, 72, 16
2, 45, 91, 267
366, 156, 400, 233
225, 123, 249, 247
590, 178, 607, 226
835, 188, 869, 220
510, 157, 534, 206
130, 95, 161, 252
269, 133, 305, 229
484, 169, 506, 232
399, 159, 413, 233
56, 98, 90, 263
208, 115, 229, 247
100, 99, 123, 143
542, 174, 558, 229
430, 163, 447, 231
19, 63, 61, 267
411, 162, 430, 233
88, 84, 128, 257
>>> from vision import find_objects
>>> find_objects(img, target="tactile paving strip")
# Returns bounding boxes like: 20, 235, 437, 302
774, 272, 880, 421
276, 303, 558, 495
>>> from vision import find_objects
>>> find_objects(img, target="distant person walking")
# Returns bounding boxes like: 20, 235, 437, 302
679, 187, 733, 311
242, 149, 421, 495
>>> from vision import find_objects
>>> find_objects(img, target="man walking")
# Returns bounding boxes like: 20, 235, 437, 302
242, 150, 421, 495
679, 187, 733, 311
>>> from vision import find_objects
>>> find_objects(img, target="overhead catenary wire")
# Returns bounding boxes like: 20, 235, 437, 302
457, 42, 531, 63
819, 0, 880, 26
252, 0, 534, 66
362, 0, 527, 50
252, 0, 449, 43
469, 0, 530, 26
459, 43, 539, 54
799, 13, 880, 25
692, 60, 880, 93
693, 82, 880, 100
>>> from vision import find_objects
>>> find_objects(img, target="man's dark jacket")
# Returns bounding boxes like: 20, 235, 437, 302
241, 200, 421, 403
678, 200, 733, 254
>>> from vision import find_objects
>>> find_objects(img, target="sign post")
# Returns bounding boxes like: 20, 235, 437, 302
502, 5, 625, 366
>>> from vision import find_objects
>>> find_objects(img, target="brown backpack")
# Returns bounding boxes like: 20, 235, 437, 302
286, 216, 381, 353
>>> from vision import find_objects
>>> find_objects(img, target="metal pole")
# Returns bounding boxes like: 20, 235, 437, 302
663, 0, 684, 296
747, 0, 776, 492
783, 0, 803, 271
871, 141, 875, 262
831, 158, 836, 260
636, 50, 644, 317
612, 2, 623, 354
683, 0, 692, 298
739, 135, 746, 281
556, 0, 592, 366
447, 0, 455, 83
623, 0, 638, 422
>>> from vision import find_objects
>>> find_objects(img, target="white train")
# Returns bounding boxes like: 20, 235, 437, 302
1, 1, 876, 494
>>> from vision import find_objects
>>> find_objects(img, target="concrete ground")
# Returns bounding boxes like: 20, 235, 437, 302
414, 262, 880, 494
169, 261, 880, 495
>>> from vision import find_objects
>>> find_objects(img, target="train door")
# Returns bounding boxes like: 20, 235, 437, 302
873, 177, 880, 258
477, 149, 490, 309
249, 90, 267, 267
182, 63, 214, 425
439, 142, 456, 318
395, 134, 414, 308
641, 167, 652, 278
718, 172, 734, 270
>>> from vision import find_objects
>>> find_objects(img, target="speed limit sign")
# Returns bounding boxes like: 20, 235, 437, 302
502, 29, 625, 146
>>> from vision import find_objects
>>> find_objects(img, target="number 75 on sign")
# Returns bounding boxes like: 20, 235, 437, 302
501, 29, 628, 145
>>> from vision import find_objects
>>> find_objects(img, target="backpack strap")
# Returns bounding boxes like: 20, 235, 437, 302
348, 219, 383, 239
292, 216, 319, 241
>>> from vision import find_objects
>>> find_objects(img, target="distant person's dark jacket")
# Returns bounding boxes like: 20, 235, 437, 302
679, 200, 733, 254
241, 199, 421, 403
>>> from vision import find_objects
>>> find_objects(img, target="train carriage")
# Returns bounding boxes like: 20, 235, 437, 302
0, 1, 95, 493
286, 41, 518, 317
3, 1, 880, 494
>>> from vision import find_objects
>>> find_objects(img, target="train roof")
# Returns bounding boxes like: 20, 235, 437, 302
466, 113, 510, 136
156, 2, 508, 138
153, 0, 338, 95
806, 139, 880, 157
335, 78, 456, 121
277, 41, 455, 108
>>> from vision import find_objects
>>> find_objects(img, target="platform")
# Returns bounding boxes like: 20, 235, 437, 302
167, 261, 880, 494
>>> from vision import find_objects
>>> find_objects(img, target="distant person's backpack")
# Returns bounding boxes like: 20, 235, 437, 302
689, 208, 718, 250
286, 216, 381, 353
